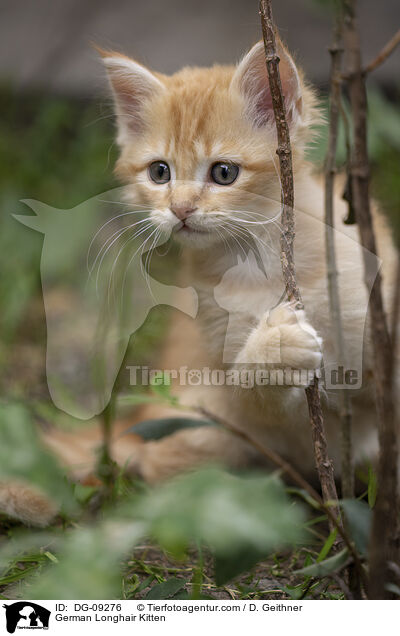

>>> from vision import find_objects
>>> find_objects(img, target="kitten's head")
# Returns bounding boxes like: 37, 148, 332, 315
101, 41, 318, 249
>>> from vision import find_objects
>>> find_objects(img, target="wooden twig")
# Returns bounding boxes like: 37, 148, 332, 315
259, 0, 341, 530
342, 28, 400, 80
324, 5, 354, 499
364, 28, 400, 74
389, 253, 400, 380
197, 406, 367, 589
342, 0, 399, 599
324, 24, 362, 594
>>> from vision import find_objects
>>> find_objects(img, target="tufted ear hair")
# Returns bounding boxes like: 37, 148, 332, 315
99, 48, 165, 145
231, 40, 303, 130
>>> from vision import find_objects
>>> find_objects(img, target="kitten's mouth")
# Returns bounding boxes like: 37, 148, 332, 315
175, 221, 209, 235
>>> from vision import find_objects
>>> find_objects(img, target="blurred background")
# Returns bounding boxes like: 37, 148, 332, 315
0, 0, 399, 94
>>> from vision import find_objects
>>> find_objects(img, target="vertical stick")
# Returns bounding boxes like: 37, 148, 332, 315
324, 22, 361, 590
342, 0, 399, 599
324, 6, 354, 499
389, 255, 400, 379
259, 0, 341, 529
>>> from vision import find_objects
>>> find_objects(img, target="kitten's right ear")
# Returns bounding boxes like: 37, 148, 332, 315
98, 48, 165, 144
231, 41, 302, 130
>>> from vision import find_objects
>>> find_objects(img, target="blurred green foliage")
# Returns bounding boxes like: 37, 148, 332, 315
2, 467, 303, 599
27, 521, 145, 599
0, 87, 116, 205
132, 469, 305, 560
0, 87, 117, 347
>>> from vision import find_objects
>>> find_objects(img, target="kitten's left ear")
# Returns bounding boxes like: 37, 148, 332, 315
98, 48, 165, 145
231, 40, 302, 130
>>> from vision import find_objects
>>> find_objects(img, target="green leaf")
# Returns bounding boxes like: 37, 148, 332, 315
28, 520, 145, 599
136, 574, 156, 594
132, 468, 305, 561
286, 487, 320, 510
73, 483, 97, 505
0, 531, 58, 572
123, 417, 216, 441
214, 548, 268, 586
282, 583, 307, 600
367, 465, 377, 509
295, 548, 349, 577
191, 548, 204, 598
317, 528, 337, 562
341, 499, 371, 557
145, 577, 186, 600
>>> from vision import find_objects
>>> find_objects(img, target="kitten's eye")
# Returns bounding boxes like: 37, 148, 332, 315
149, 161, 171, 184
210, 162, 239, 185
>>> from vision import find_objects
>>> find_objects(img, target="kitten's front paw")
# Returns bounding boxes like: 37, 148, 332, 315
237, 302, 323, 369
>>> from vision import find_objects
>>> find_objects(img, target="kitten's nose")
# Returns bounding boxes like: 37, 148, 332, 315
170, 204, 197, 221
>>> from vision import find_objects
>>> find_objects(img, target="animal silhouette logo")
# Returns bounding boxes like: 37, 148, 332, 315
3, 602, 50, 633
15, 187, 198, 419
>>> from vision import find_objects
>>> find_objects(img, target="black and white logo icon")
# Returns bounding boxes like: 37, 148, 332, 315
3, 602, 50, 633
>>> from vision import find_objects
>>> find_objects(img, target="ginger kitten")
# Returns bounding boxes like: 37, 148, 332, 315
0, 40, 398, 525
97, 40, 397, 484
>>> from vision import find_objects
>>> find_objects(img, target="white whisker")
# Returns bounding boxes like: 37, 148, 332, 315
215, 227, 235, 261
87, 208, 150, 271
221, 226, 248, 260
98, 221, 153, 297
230, 221, 279, 260
89, 217, 150, 277
218, 208, 282, 226
143, 228, 162, 303
223, 224, 256, 256
118, 225, 160, 309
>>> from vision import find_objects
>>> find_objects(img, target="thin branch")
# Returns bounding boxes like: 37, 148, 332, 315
342, 0, 399, 600
364, 28, 400, 74
197, 406, 367, 589
338, 98, 352, 165
324, 4, 354, 499
259, 2, 297, 304
389, 253, 400, 381
259, 0, 341, 530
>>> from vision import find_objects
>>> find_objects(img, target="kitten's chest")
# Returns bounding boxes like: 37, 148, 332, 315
195, 278, 281, 362
188, 245, 284, 358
